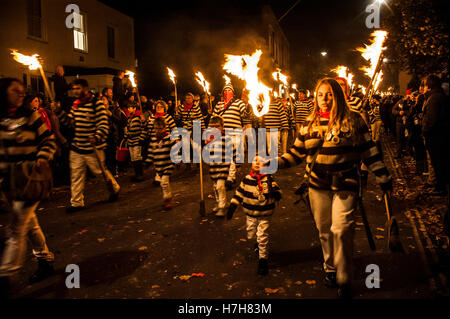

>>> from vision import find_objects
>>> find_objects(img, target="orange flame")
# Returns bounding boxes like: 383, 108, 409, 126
223, 50, 271, 117
223, 75, 231, 85
125, 70, 137, 88
357, 30, 388, 91
195, 71, 210, 95
167, 67, 176, 84
272, 70, 288, 86
331, 65, 354, 89
11, 49, 41, 70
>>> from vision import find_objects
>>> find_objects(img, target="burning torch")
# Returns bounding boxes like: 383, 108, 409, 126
125, 70, 143, 115
11, 50, 54, 102
167, 67, 178, 113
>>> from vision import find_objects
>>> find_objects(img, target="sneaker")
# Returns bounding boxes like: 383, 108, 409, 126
66, 206, 84, 214
28, 260, 55, 285
337, 283, 352, 299
324, 272, 337, 288
257, 258, 268, 275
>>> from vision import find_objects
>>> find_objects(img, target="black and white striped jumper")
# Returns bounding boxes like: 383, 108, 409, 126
176, 104, 205, 132
56, 95, 108, 153
348, 96, 363, 113
368, 104, 381, 124
277, 111, 392, 192
283, 102, 295, 129
124, 114, 143, 147
206, 134, 236, 181
231, 174, 282, 217
147, 135, 176, 176
145, 113, 176, 140
294, 99, 314, 125
263, 99, 289, 130
212, 99, 249, 134
0, 108, 56, 174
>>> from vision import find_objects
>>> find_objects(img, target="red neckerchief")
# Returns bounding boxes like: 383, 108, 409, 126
183, 103, 193, 112
7, 107, 18, 117
250, 171, 266, 192
156, 131, 168, 142
318, 110, 330, 119
155, 112, 165, 118
73, 93, 91, 110
223, 92, 234, 109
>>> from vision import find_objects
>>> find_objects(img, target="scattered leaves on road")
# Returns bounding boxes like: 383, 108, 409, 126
97, 238, 105, 243
138, 246, 148, 251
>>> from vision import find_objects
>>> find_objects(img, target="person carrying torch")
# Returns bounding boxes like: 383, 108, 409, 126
52, 79, 120, 213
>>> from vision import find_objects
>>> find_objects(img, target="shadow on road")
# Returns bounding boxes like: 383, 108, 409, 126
17, 250, 148, 298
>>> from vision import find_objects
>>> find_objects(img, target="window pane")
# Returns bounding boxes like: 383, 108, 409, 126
27, 0, 42, 38
107, 27, 115, 58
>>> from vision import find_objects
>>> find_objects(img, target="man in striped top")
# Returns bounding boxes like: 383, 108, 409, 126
263, 97, 289, 156
294, 89, 314, 131
147, 117, 177, 210
54, 79, 120, 212
124, 102, 145, 182
0, 78, 57, 294
176, 93, 205, 133
205, 116, 237, 217
227, 156, 282, 275
213, 84, 250, 188
335, 77, 368, 125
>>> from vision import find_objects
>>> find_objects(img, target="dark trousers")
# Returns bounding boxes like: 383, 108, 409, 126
410, 127, 426, 173
424, 133, 447, 191
105, 143, 117, 175
395, 122, 406, 156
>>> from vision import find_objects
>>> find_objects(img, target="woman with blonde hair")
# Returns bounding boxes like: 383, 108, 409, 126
275, 78, 392, 298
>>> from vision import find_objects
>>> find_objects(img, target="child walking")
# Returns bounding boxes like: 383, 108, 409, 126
227, 156, 282, 275
124, 102, 144, 182
147, 117, 176, 210
206, 116, 236, 217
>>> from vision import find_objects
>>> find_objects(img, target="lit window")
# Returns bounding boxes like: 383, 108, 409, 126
74, 13, 87, 52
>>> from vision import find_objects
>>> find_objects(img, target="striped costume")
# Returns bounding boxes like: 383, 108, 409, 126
212, 99, 249, 131
347, 96, 363, 113
146, 113, 176, 140
278, 111, 391, 192
176, 104, 205, 132
0, 108, 56, 175
56, 95, 109, 153
207, 134, 236, 181
147, 135, 176, 176
263, 99, 289, 130
231, 174, 282, 217
124, 114, 144, 147
294, 99, 314, 125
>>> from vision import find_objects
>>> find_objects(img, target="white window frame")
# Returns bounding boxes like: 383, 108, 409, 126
74, 12, 88, 52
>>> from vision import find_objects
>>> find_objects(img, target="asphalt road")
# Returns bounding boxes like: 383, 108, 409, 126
0, 138, 447, 299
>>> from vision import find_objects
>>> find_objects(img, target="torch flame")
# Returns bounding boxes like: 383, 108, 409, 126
223, 75, 231, 85
195, 71, 211, 96
272, 70, 288, 86
223, 50, 271, 117
11, 49, 41, 70
125, 70, 137, 88
331, 65, 354, 89
357, 30, 388, 91
292, 84, 297, 90
167, 67, 176, 84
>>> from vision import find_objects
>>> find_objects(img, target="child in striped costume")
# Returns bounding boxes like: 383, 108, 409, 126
205, 116, 236, 217
147, 117, 176, 210
227, 156, 282, 275
124, 102, 144, 182
144, 100, 176, 186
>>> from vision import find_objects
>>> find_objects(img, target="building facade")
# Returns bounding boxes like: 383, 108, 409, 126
0, 0, 135, 95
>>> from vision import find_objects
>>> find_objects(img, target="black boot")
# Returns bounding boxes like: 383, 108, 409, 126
337, 283, 352, 299
28, 259, 55, 285
133, 161, 144, 182
257, 258, 268, 275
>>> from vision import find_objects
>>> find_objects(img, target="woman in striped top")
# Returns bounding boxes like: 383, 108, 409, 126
294, 90, 314, 131
147, 117, 177, 210
277, 78, 392, 298
176, 93, 205, 133
264, 98, 289, 155
0, 78, 57, 293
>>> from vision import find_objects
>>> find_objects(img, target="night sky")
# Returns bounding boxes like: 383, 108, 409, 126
101, 0, 377, 98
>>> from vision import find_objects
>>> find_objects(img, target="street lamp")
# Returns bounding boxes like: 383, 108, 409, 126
321, 51, 328, 57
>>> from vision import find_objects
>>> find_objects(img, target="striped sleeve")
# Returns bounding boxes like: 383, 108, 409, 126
94, 100, 109, 143
231, 180, 246, 205
355, 114, 392, 189
277, 134, 307, 169
56, 108, 75, 129
32, 111, 57, 161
